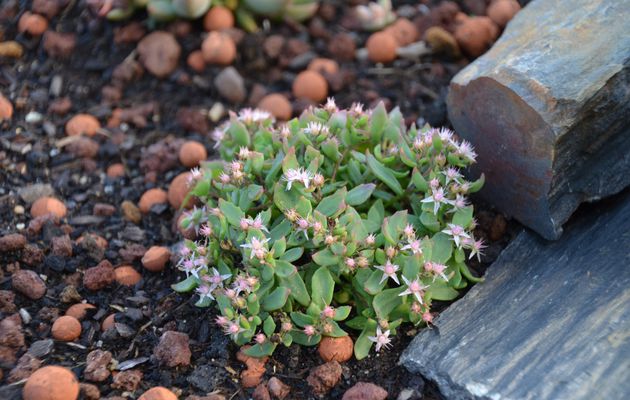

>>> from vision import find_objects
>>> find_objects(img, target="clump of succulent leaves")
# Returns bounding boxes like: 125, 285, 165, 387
106, 0, 319, 31
174, 99, 485, 359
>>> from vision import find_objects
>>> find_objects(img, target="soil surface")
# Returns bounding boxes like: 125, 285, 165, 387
0, 1, 520, 399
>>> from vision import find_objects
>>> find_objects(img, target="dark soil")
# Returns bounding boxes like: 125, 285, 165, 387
0, 1, 520, 399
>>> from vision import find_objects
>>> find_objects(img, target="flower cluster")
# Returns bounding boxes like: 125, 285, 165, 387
174, 100, 485, 359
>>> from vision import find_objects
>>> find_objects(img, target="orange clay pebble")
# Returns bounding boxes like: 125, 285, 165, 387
114, 266, 142, 286
307, 57, 339, 75
31, 197, 67, 218
486, 0, 521, 28
168, 172, 193, 209
65, 114, 101, 136
179, 141, 207, 167
386, 18, 419, 46
65, 303, 96, 320
0, 93, 13, 120
51, 315, 82, 341
187, 50, 205, 72
292, 70, 328, 103
142, 246, 171, 272
317, 336, 354, 362
454, 16, 499, 57
101, 314, 116, 331
23, 366, 80, 400
203, 6, 234, 31
17, 12, 49, 36
257, 94, 292, 121
106, 163, 125, 178
366, 31, 398, 63
139, 387, 178, 400
138, 188, 168, 213
201, 31, 236, 65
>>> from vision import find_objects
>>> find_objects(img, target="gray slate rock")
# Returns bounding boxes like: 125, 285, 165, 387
447, 0, 630, 240
400, 191, 630, 400
214, 66, 246, 104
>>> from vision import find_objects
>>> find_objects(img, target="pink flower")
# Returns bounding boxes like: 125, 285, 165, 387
421, 187, 452, 215
196, 284, 214, 301
368, 326, 392, 352
365, 234, 376, 246
322, 306, 336, 319
345, 258, 356, 269
425, 262, 448, 282
422, 311, 433, 324
254, 333, 266, 344
240, 236, 270, 259
442, 223, 471, 249
375, 260, 400, 285
465, 237, 486, 261
200, 224, 213, 237
304, 325, 316, 337
399, 276, 429, 304
404, 224, 415, 238
215, 316, 229, 326
401, 239, 423, 255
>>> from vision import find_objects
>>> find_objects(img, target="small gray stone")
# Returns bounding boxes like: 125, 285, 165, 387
187, 364, 228, 392
447, 0, 630, 239
28, 339, 54, 358
214, 67, 246, 104
18, 183, 54, 204
400, 191, 630, 400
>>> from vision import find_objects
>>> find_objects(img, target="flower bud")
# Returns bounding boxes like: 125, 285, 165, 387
325, 235, 335, 245
386, 246, 397, 259
281, 321, 293, 332
240, 218, 249, 230
255, 333, 266, 344
357, 256, 369, 268
313, 173, 325, 187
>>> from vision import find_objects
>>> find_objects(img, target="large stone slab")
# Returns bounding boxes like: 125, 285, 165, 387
447, 0, 630, 239
400, 191, 630, 400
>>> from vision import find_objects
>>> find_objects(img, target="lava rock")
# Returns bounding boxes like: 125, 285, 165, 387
0, 233, 26, 252
342, 382, 388, 400
400, 191, 630, 399
154, 331, 191, 367
83, 260, 115, 291
447, 0, 630, 239
12, 270, 47, 300
84, 350, 112, 382
187, 364, 228, 393
111, 369, 143, 391
307, 361, 342, 395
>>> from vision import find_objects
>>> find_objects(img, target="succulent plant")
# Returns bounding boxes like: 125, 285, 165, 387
105, 0, 319, 30
355, 0, 396, 31
173, 100, 486, 359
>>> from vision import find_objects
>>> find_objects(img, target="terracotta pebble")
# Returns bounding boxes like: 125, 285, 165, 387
386, 18, 419, 46
307, 58, 339, 75
31, 197, 67, 218
202, 32, 236, 65
101, 314, 116, 331
0, 93, 14, 120
139, 387, 178, 400
65, 114, 101, 136
257, 94, 292, 121
292, 70, 328, 103
142, 246, 171, 272
487, 0, 521, 28
106, 163, 125, 178
203, 6, 235, 31
51, 315, 82, 341
179, 141, 207, 167
139, 188, 168, 213
23, 366, 80, 400
65, 303, 96, 320
366, 31, 398, 63
318, 336, 354, 362
114, 266, 142, 286
17, 12, 48, 36
187, 50, 206, 72
12, 270, 47, 300
168, 172, 193, 209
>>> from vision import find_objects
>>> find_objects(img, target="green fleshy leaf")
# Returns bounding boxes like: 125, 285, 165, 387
468, 173, 485, 193
333, 305, 351, 321
426, 282, 459, 301
311, 266, 335, 307
420, 211, 440, 232
262, 287, 290, 311
346, 183, 376, 206
291, 331, 320, 346
281, 272, 310, 306
281, 247, 304, 262
275, 260, 296, 278
272, 237, 286, 257
354, 320, 377, 360
219, 199, 244, 227
452, 207, 474, 228
313, 249, 339, 266
290, 312, 315, 327
366, 153, 404, 195
364, 269, 387, 295
282, 147, 299, 174
369, 101, 387, 143
228, 119, 250, 147
431, 233, 453, 264
373, 286, 405, 320
263, 316, 276, 336
345, 316, 367, 330
171, 276, 198, 292
243, 341, 277, 357
316, 188, 348, 217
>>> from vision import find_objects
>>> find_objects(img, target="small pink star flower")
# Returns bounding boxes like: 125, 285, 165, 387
368, 326, 392, 352
399, 276, 429, 304
375, 260, 400, 285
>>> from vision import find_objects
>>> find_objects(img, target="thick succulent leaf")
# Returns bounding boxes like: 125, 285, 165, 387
219, 199, 244, 227
311, 266, 335, 307
373, 286, 405, 320
366, 153, 404, 195
262, 287, 290, 311
354, 320, 377, 360
171, 276, 198, 293
346, 183, 376, 206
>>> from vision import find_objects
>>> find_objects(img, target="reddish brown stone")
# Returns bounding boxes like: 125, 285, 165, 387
7, 353, 42, 383
252, 383, 271, 400
83, 260, 115, 291
84, 350, 112, 382
114, 22, 146, 44
93, 203, 116, 217
154, 331, 191, 367
80, 382, 101, 400
48, 97, 72, 116
111, 369, 143, 391
0, 233, 26, 252
137, 31, 181, 78
267, 377, 291, 399
43, 31, 77, 58
12, 270, 46, 300
51, 235, 73, 257
0, 314, 24, 348
21, 244, 44, 266
306, 361, 342, 395
342, 382, 388, 400
0, 290, 16, 313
